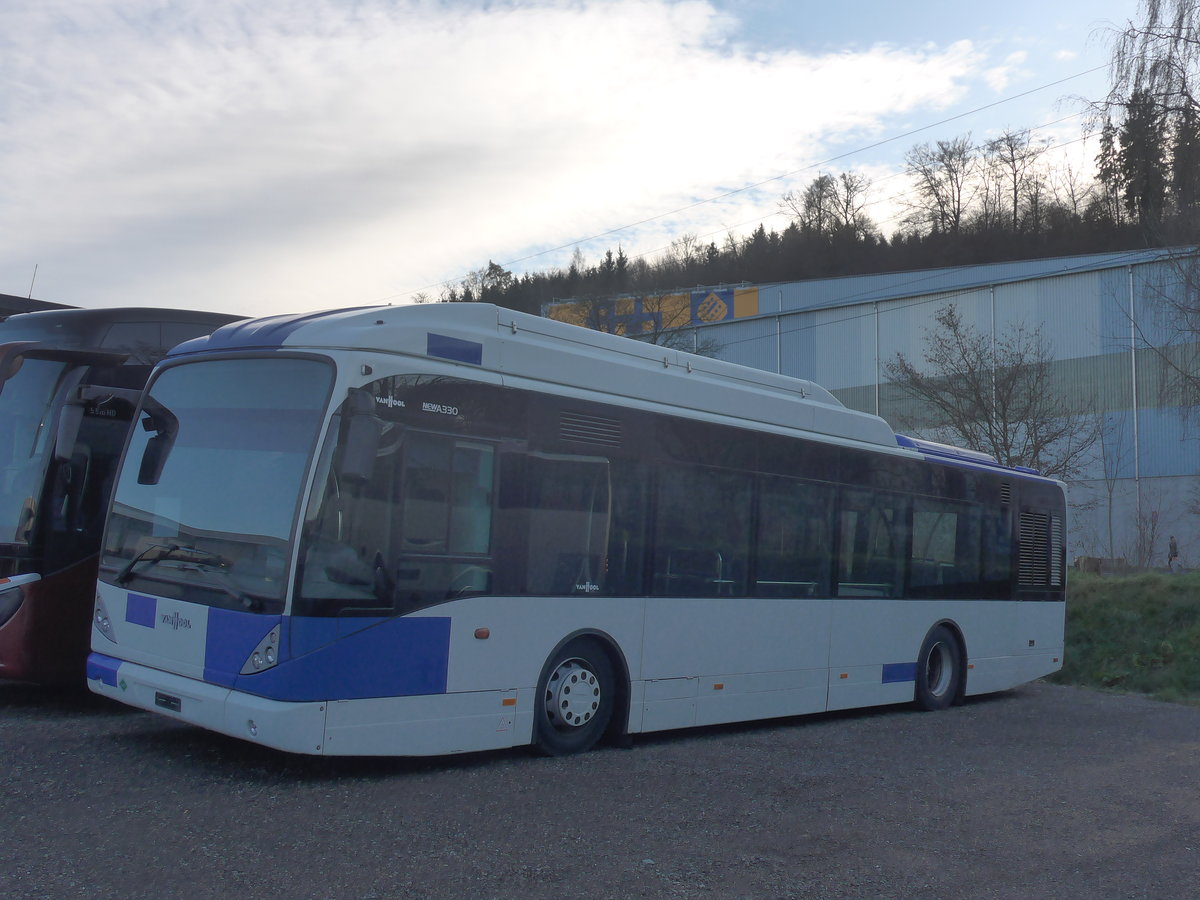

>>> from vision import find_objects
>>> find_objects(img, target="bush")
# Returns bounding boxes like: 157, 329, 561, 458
1050, 572, 1200, 703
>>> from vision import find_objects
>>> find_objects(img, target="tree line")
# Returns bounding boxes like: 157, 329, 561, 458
436, 1, 1198, 315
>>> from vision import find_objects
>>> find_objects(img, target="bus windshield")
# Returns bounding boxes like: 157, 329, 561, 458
0, 358, 70, 544
100, 357, 333, 613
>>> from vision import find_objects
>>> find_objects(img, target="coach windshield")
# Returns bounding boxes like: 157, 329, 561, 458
99, 357, 333, 614
0, 357, 70, 545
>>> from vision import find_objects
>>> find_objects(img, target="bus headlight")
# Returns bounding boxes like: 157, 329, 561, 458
93, 592, 117, 644
240, 625, 281, 674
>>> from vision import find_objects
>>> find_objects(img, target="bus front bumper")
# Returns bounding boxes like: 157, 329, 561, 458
87, 652, 330, 754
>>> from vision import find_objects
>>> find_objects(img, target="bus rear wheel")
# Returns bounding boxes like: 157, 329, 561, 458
914, 625, 962, 711
533, 638, 615, 756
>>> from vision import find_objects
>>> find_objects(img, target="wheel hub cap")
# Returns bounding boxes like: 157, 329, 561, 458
545, 660, 601, 729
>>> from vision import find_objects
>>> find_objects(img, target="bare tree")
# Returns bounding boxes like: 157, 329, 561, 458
780, 171, 875, 240
664, 233, 703, 271
781, 174, 836, 233
903, 136, 977, 234
983, 129, 1049, 232
1048, 158, 1095, 219
883, 304, 1100, 480
1107, 0, 1200, 117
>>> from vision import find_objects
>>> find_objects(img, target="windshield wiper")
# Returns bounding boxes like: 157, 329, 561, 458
176, 563, 264, 613
115, 543, 263, 612
115, 543, 227, 585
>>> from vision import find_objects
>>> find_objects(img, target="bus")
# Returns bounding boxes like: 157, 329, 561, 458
86, 303, 1066, 756
0, 307, 240, 684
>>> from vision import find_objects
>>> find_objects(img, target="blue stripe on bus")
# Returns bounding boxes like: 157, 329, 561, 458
882, 662, 917, 684
203, 612, 452, 702
427, 332, 483, 365
87, 652, 121, 687
168, 307, 378, 356
125, 594, 158, 628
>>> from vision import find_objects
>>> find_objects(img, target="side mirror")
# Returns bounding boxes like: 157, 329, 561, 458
336, 388, 381, 482
137, 398, 179, 485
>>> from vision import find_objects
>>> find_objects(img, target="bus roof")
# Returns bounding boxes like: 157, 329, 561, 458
173, 303, 910, 450
0, 306, 241, 351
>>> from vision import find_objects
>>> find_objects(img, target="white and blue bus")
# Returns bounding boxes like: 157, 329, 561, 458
87, 303, 1066, 756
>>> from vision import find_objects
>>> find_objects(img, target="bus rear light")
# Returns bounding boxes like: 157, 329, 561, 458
93, 592, 116, 644
240, 626, 281, 674
474, 627, 490, 639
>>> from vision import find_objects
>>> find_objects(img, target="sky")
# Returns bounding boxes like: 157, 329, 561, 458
0, 0, 1142, 318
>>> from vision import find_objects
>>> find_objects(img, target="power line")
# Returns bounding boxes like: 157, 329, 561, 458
380, 61, 1112, 304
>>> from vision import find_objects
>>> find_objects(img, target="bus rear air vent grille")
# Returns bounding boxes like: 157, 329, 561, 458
999, 483, 1012, 505
561, 411, 622, 447
1018, 510, 1051, 587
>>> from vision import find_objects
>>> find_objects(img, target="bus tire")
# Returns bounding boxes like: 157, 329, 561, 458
533, 637, 615, 756
914, 625, 962, 711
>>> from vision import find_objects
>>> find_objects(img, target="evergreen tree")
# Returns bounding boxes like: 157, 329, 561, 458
1171, 104, 1200, 221
1118, 90, 1169, 229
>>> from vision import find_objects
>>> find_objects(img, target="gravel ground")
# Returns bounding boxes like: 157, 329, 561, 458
2, 680, 1198, 899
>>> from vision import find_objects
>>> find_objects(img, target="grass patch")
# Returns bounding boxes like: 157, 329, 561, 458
1050, 572, 1200, 704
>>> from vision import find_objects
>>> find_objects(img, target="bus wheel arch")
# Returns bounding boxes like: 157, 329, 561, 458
531, 631, 628, 756
914, 622, 966, 711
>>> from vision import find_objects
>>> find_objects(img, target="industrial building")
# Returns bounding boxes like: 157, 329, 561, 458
546, 247, 1200, 570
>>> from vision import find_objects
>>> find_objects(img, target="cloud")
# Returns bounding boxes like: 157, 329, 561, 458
1, 0, 987, 316
982, 50, 1031, 92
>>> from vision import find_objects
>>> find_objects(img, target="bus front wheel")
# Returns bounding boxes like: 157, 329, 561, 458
914, 625, 963, 711
533, 638, 615, 756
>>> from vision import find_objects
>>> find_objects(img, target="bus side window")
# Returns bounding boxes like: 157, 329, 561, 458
521, 454, 611, 595
653, 466, 752, 597
755, 475, 833, 598
909, 498, 983, 598
604, 464, 649, 596
391, 434, 496, 607
837, 490, 908, 598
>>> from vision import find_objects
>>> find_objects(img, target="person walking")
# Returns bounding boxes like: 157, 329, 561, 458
1168, 535, 1179, 572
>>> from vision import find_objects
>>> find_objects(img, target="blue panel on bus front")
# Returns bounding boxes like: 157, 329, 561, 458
125, 593, 158, 628
220, 615, 452, 702
87, 652, 121, 687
